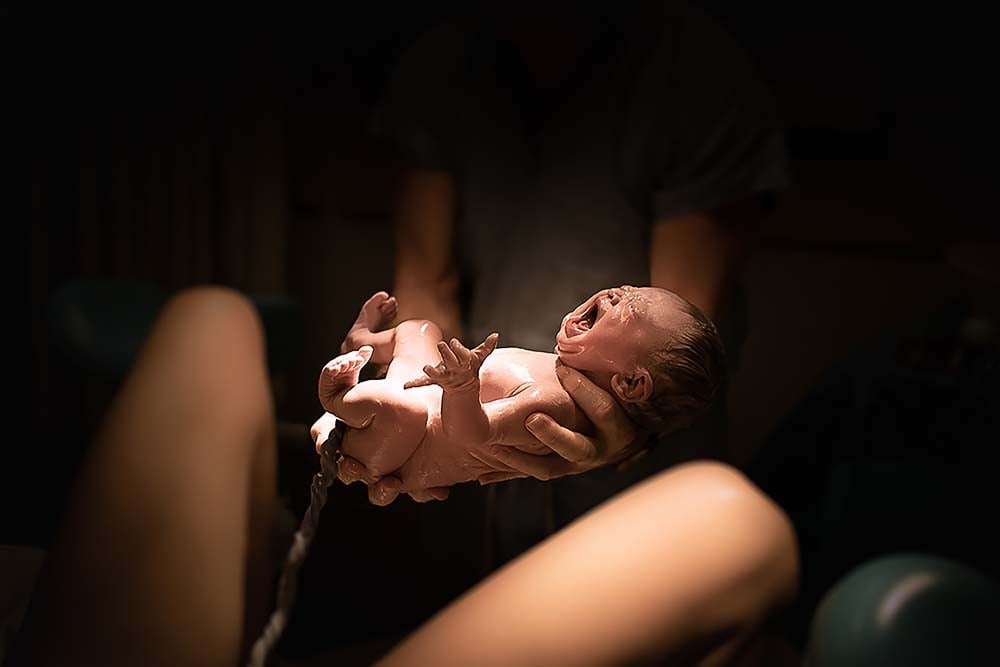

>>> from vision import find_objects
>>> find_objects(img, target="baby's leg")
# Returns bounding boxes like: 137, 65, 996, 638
342, 291, 398, 364
318, 346, 379, 428
319, 345, 430, 477
324, 319, 449, 487
383, 319, 445, 385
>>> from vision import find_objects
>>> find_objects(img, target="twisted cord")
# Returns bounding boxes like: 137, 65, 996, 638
247, 424, 343, 667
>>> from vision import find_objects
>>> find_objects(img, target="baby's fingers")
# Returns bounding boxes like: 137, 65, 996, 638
403, 374, 434, 389
437, 340, 459, 367
473, 332, 499, 362
450, 338, 472, 365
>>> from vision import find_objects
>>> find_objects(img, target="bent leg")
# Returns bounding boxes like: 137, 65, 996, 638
10, 287, 277, 667
377, 462, 798, 667
384, 319, 444, 384
342, 291, 399, 364
318, 346, 379, 428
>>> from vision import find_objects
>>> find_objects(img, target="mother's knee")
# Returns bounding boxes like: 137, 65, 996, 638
138, 287, 270, 410
157, 287, 265, 356
164, 286, 260, 328
655, 462, 798, 564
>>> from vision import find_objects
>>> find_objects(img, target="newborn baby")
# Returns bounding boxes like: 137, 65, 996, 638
319, 286, 724, 493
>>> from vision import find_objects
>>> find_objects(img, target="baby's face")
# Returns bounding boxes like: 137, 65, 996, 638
555, 286, 685, 374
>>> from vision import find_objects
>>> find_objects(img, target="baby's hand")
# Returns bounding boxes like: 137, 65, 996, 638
404, 333, 499, 391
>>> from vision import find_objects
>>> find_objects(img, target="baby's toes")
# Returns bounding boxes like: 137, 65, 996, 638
376, 298, 398, 326
347, 347, 373, 370
365, 291, 389, 308
358, 292, 389, 323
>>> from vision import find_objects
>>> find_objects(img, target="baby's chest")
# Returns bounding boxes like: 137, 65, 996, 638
480, 350, 554, 400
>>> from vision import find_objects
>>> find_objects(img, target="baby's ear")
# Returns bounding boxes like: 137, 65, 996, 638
611, 368, 654, 404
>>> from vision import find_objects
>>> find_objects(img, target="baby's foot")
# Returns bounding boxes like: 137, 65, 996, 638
343, 292, 398, 352
318, 346, 373, 410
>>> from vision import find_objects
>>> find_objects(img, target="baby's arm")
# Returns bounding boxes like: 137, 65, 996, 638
405, 333, 499, 445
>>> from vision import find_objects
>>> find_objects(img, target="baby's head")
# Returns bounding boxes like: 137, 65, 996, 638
554, 286, 725, 437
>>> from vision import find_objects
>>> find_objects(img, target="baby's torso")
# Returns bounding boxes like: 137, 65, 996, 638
396, 348, 591, 489
479, 348, 561, 401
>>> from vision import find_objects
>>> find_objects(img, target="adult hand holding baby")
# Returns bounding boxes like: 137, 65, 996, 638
310, 412, 410, 505
480, 362, 641, 484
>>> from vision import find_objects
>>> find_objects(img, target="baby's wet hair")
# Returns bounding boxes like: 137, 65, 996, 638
621, 291, 726, 439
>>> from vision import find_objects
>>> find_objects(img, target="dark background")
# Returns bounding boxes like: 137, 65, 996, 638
8, 1, 999, 661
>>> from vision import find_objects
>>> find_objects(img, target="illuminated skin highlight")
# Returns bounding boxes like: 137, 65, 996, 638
319, 288, 687, 496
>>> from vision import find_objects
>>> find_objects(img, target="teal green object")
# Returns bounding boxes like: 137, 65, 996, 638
47, 279, 169, 379
47, 279, 300, 380
804, 553, 1000, 666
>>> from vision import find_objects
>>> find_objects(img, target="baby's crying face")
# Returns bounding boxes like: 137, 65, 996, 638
554, 286, 682, 375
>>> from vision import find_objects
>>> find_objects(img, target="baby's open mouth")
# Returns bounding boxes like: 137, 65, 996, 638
565, 302, 598, 338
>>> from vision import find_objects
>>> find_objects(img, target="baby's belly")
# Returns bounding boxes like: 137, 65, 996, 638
394, 418, 498, 491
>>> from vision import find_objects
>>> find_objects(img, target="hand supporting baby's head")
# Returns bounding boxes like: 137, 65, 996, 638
555, 286, 725, 437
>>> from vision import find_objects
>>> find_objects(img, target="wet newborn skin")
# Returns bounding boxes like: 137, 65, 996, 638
319, 286, 686, 494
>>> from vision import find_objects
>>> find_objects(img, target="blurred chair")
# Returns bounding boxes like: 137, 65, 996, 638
747, 291, 1000, 649
803, 553, 1000, 667
46, 278, 303, 383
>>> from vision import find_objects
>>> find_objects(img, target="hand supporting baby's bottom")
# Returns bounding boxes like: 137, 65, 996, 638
310, 412, 450, 505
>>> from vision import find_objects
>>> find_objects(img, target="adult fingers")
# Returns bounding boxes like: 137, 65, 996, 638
408, 487, 449, 503
409, 489, 435, 503
478, 471, 528, 485
556, 365, 636, 448
468, 448, 521, 473
523, 412, 600, 463
427, 486, 450, 501
337, 456, 378, 486
489, 447, 580, 481
368, 476, 402, 506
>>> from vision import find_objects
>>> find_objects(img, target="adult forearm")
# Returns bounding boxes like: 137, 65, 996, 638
393, 273, 463, 339
649, 205, 760, 321
393, 169, 463, 338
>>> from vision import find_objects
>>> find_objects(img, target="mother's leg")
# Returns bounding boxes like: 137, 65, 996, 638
10, 287, 276, 667
377, 462, 799, 667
